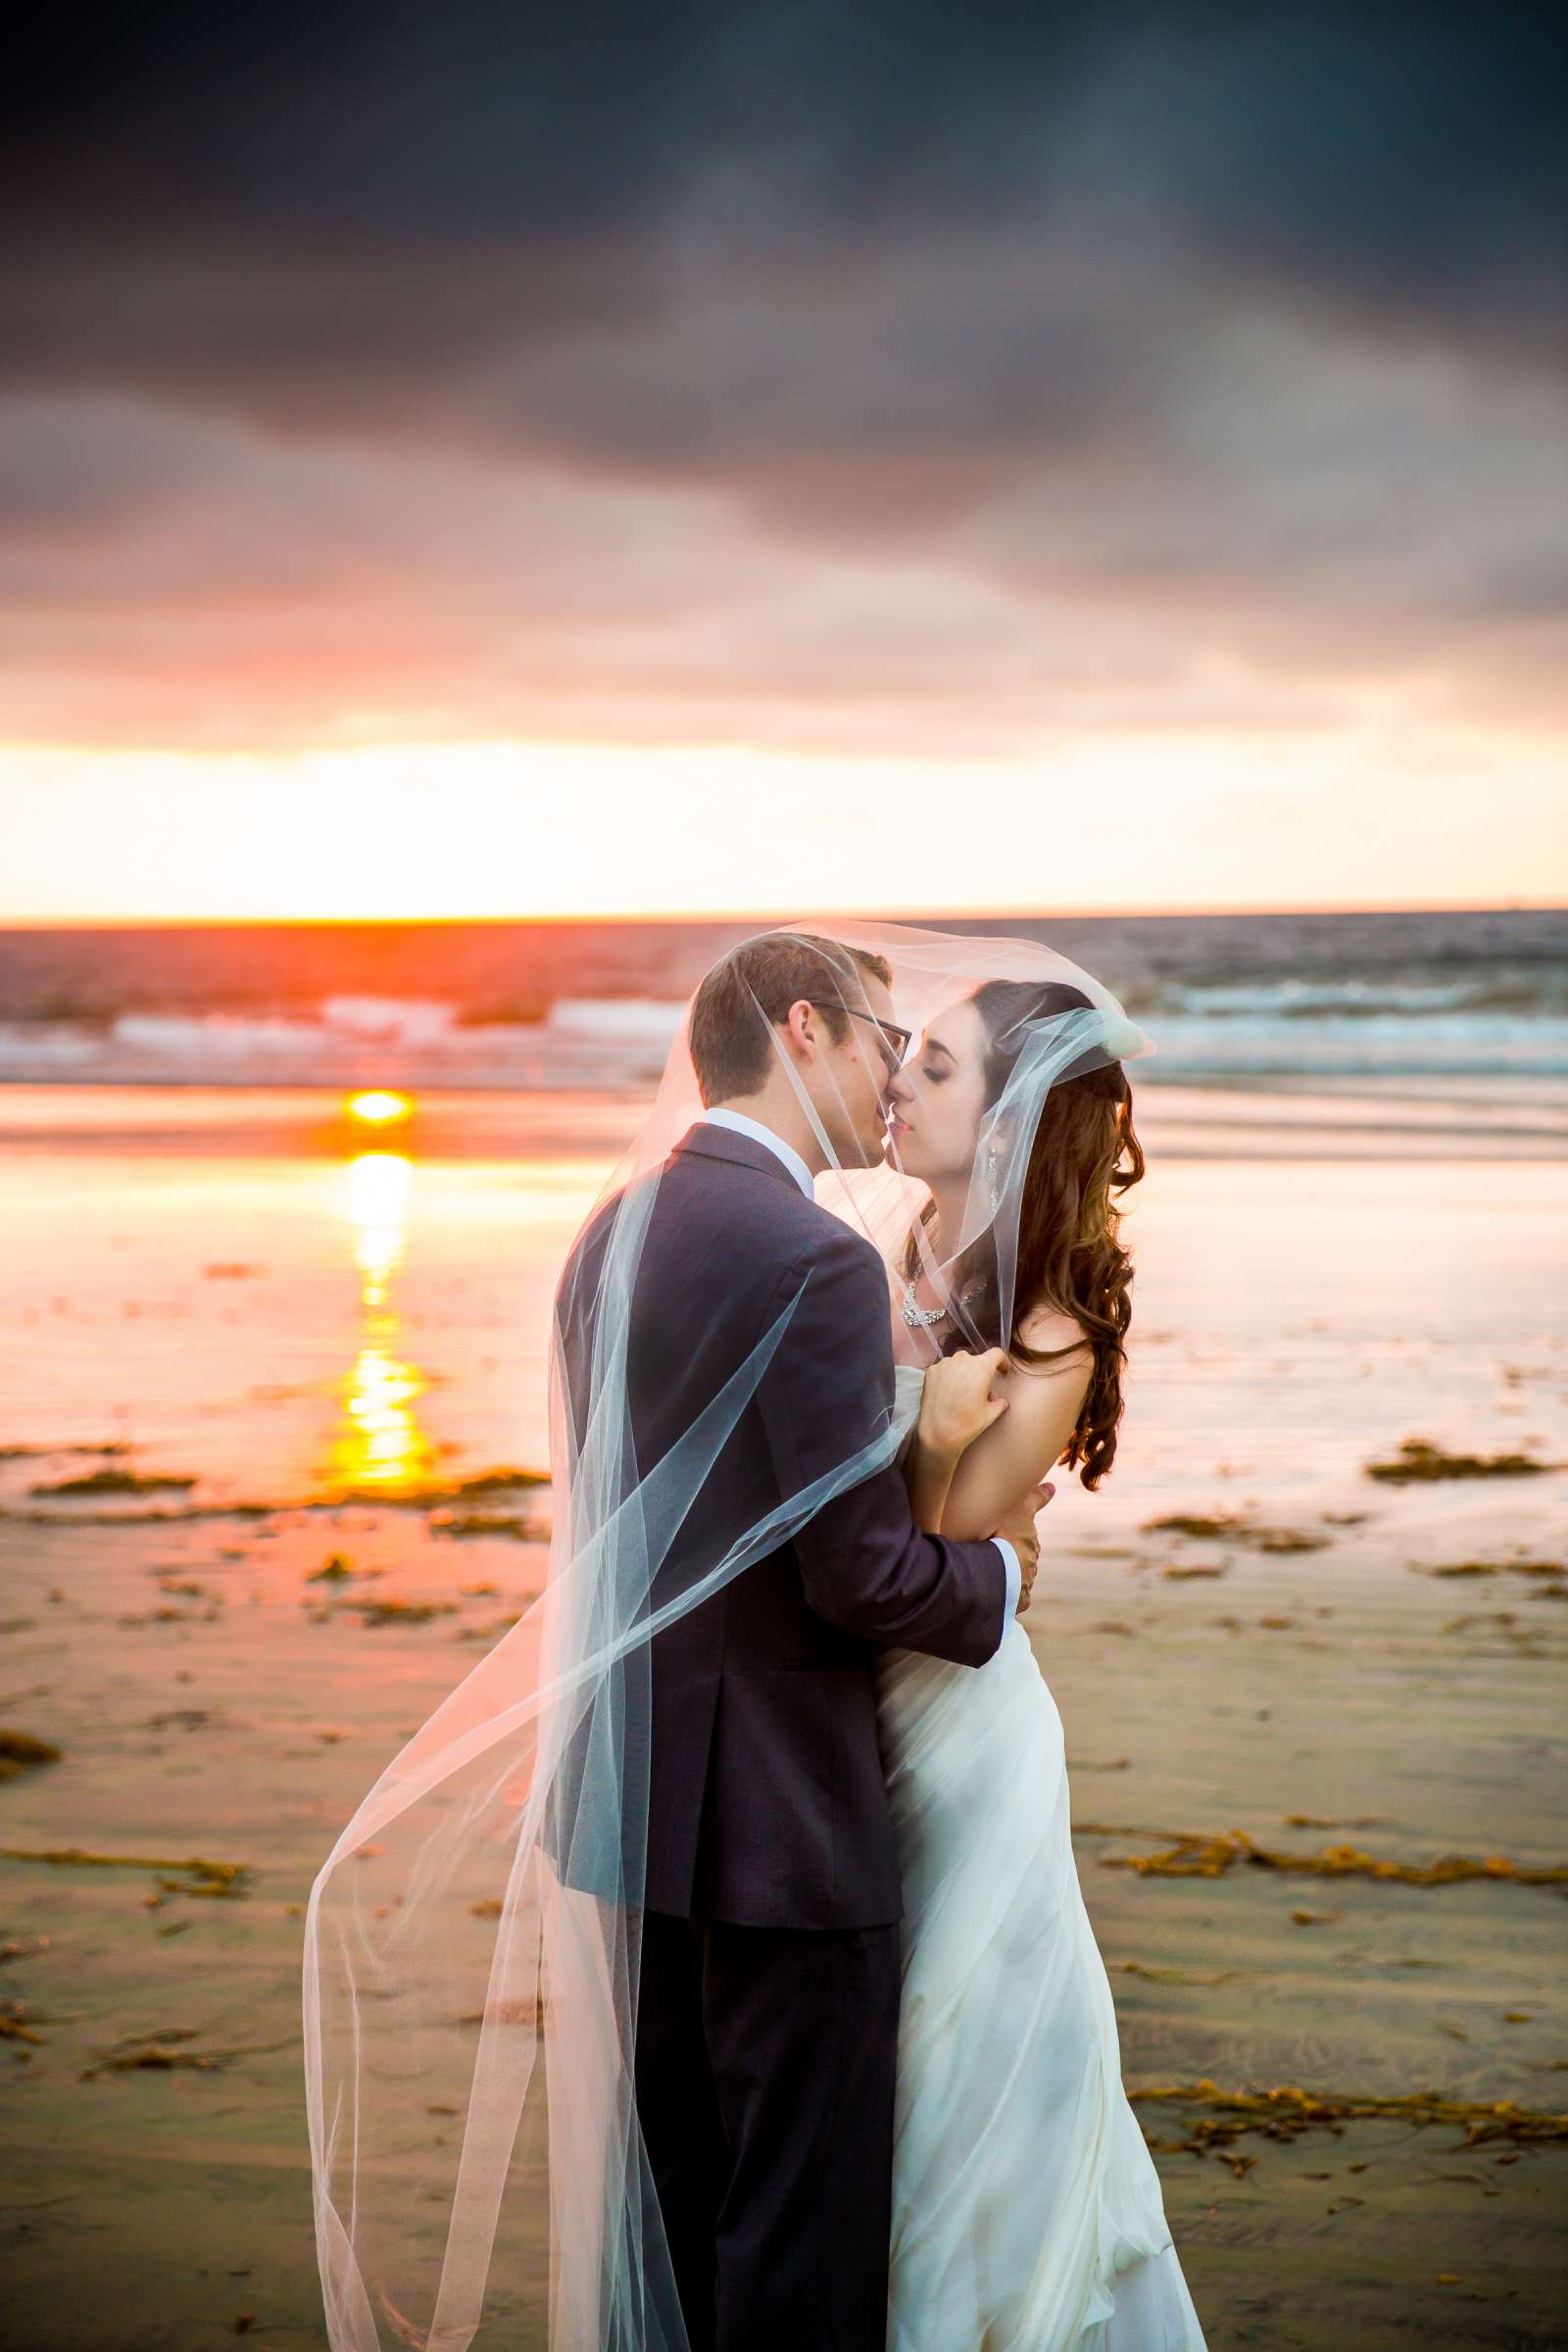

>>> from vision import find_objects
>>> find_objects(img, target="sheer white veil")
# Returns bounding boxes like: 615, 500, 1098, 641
301, 915, 1154, 2351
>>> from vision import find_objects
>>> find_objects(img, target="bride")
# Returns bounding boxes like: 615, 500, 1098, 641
875, 978, 1207, 2349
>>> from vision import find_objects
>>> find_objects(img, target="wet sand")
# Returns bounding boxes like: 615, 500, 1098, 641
1, 1083, 1565, 2349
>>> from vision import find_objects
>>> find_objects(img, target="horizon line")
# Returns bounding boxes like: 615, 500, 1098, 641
0, 898, 1562, 930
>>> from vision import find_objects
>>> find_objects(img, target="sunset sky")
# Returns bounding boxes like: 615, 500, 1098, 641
2, 6, 1563, 918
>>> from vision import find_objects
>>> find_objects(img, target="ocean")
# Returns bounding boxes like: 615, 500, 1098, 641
0, 906, 1564, 1094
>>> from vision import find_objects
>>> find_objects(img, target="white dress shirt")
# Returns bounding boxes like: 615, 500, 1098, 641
701, 1105, 817, 1201
696, 1106, 1021, 1649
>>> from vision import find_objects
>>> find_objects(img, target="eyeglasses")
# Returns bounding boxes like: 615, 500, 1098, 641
804, 1001, 912, 1076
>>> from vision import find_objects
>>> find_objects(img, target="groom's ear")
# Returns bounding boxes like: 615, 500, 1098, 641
780, 998, 820, 1059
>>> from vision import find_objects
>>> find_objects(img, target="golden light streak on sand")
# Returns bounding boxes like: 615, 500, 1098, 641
321, 1148, 437, 1493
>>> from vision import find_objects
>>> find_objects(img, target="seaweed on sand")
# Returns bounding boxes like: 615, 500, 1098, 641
81, 2030, 226, 2080
1129, 2080, 1568, 2173
79, 2024, 297, 2080
1108, 1960, 1254, 1985
1419, 1557, 1565, 1580
327, 1468, 550, 1507
0, 1936, 50, 1966
447, 1468, 550, 1494
305, 1554, 356, 1583
0, 1501, 277, 1524
1142, 1512, 1330, 1552
428, 1509, 550, 1541
339, 1596, 461, 1626
452, 1613, 526, 1641
1365, 1439, 1554, 1484
1143, 1514, 1248, 1538
1282, 1813, 1390, 1829
26, 1467, 199, 1496
0, 1731, 61, 1782
1077, 1823, 1568, 1886
0, 1846, 250, 1898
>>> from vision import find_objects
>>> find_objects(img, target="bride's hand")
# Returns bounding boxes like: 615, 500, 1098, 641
917, 1348, 1010, 1463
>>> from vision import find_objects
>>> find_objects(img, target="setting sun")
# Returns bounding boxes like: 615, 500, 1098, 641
348, 1090, 414, 1127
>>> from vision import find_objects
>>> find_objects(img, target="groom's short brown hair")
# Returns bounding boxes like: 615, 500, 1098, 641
689, 933, 894, 1106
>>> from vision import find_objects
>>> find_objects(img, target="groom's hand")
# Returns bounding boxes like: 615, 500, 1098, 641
994, 1480, 1054, 1612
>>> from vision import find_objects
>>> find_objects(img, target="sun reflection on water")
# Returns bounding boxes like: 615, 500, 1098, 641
324, 1101, 437, 1493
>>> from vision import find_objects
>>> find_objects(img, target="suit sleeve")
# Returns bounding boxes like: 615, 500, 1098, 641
754, 1225, 1006, 1668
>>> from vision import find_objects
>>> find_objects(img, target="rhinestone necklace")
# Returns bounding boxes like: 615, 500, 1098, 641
900, 1277, 948, 1330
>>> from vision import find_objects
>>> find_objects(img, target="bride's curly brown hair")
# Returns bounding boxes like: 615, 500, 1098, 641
903, 979, 1146, 1492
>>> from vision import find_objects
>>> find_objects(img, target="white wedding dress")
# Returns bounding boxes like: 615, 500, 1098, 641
878, 1364, 1208, 2350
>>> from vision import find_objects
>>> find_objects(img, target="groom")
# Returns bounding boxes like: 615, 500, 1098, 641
560, 932, 1044, 2350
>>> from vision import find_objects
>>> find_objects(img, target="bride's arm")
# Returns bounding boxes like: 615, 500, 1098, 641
901, 1345, 1009, 1534
905, 1314, 1092, 1540
904, 1425, 959, 1535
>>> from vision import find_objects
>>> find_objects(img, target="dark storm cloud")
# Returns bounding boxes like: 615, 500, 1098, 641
5, 1, 1563, 416
1, 2, 1563, 751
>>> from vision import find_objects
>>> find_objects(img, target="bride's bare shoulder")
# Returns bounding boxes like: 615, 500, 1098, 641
1010, 1301, 1093, 1368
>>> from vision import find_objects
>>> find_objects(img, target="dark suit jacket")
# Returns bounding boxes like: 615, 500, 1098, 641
553, 1118, 1005, 1929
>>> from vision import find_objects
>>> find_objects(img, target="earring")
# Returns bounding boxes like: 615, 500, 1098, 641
984, 1146, 1003, 1212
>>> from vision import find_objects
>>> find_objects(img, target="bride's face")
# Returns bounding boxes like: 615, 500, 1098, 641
884, 997, 990, 1188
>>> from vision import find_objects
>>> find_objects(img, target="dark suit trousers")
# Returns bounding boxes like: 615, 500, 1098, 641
634, 1908, 901, 2352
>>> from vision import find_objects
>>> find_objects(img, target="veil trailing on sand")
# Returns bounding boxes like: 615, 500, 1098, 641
302, 916, 1154, 2351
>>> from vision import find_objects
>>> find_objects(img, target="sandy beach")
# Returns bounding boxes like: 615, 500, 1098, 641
2, 1079, 1564, 2349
